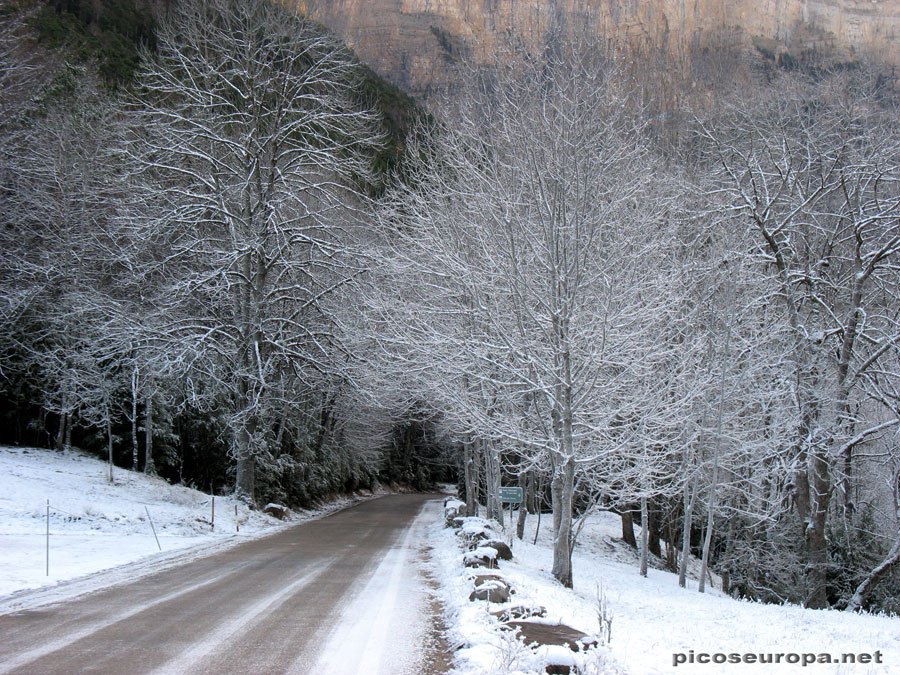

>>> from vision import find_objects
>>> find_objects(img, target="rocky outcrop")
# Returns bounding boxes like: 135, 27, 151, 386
740, 1, 900, 65
294, 0, 900, 97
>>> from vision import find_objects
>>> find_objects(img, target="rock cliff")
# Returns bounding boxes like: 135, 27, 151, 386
295, 0, 900, 97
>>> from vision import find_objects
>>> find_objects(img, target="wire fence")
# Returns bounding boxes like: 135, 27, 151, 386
26, 497, 243, 576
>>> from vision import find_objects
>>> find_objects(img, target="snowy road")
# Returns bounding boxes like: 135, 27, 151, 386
0, 494, 444, 675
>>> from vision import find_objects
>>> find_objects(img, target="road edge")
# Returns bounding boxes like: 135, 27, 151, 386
0, 491, 388, 615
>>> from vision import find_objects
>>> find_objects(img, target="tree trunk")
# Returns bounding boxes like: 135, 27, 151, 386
843, 446, 855, 520
805, 448, 831, 609
404, 425, 415, 481
463, 440, 478, 517
55, 410, 68, 453
235, 414, 256, 504
55, 388, 68, 452
621, 508, 637, 548
144, 394, 155, 474
639, 495, 649, 577
550, 457, 575, 588
131, 368, 139, 470
235, 444, 255, 504
485, 440, 502, 524
698, 494, 715, 593
473, 440, 484, 513
721, 513, 736, 595
846, 536, 900, 612
679, 479, 697, 588
666, 510, 678, 572
648, 501, 662, 558
485, 443, 495, 521
55, 379, 70, 452
700, 316, 730, 593
105, 400, 114, 484
234, 360, 258, 504
526, 471, 538, 514
516, 471, 529, 540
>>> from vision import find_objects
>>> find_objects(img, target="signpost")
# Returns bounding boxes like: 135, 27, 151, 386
499, 487, 524, 504
499, 487, 524, 546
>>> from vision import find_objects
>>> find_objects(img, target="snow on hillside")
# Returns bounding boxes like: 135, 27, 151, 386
431, 506, 900, 675
0, 445, 370, 608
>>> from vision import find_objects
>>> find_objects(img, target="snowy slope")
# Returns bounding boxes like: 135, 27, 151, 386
0, 445, 372, 609
431, 507, 900, 675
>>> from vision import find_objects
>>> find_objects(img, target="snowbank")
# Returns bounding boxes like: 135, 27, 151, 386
431, 510, 625, 675
429, 505, 900, 674
0, 445, 375, 610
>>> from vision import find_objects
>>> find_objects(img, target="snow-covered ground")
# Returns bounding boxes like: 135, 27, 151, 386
6, 447, 897, 674
430, 502, 900, 675
0, 445, 376, 611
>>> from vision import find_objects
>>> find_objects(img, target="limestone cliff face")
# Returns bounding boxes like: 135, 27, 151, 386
295, 0, 900, 96
740, 1, 900, 60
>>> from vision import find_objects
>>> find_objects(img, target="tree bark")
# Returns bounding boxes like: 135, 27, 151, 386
648, 501, 662, 558
700, 313, 730, 593
55, 410, 68, 453
516, 471, 529, 540
131, 367, 139, 470
144, 394, 154, 474
805, 447, 831, 608
235, 438, 255, 504
698, 504, 714, 594
55, 389, 68, 452
533, 474, 544, 545
666, 509, 678, 572
105, 399, 114, 484
621, 507, 637, 548
485, 440, 502, 524
463, 440, 478, 517
846, 537, 900, 612
679, 479, 697, 588
640, 495, 649, 577
235, 395, 256, 505
721, 512, 736, 595
550, 457, 575, 588
526, 471, 537, 514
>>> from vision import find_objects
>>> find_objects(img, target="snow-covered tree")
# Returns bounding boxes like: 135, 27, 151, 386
122, 0, 383, 502
702, 72, 900, 607
0, 64, 132, 459
374, 36, 689, 587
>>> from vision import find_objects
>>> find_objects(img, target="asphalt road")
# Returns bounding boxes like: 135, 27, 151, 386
0, 493, 444, 675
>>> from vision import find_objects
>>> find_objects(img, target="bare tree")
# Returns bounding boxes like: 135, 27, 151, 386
0, 60, 136, 462
844, 463, 900, 611
0, 3, 47, 125
122, 0, 382, 502
702, 72, 900, 607
374, 34, 688, 587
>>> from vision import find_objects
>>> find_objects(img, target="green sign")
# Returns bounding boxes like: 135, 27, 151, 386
499, 487, 524, 504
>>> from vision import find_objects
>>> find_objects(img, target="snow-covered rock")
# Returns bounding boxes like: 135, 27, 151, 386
428, 500, 900, 674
